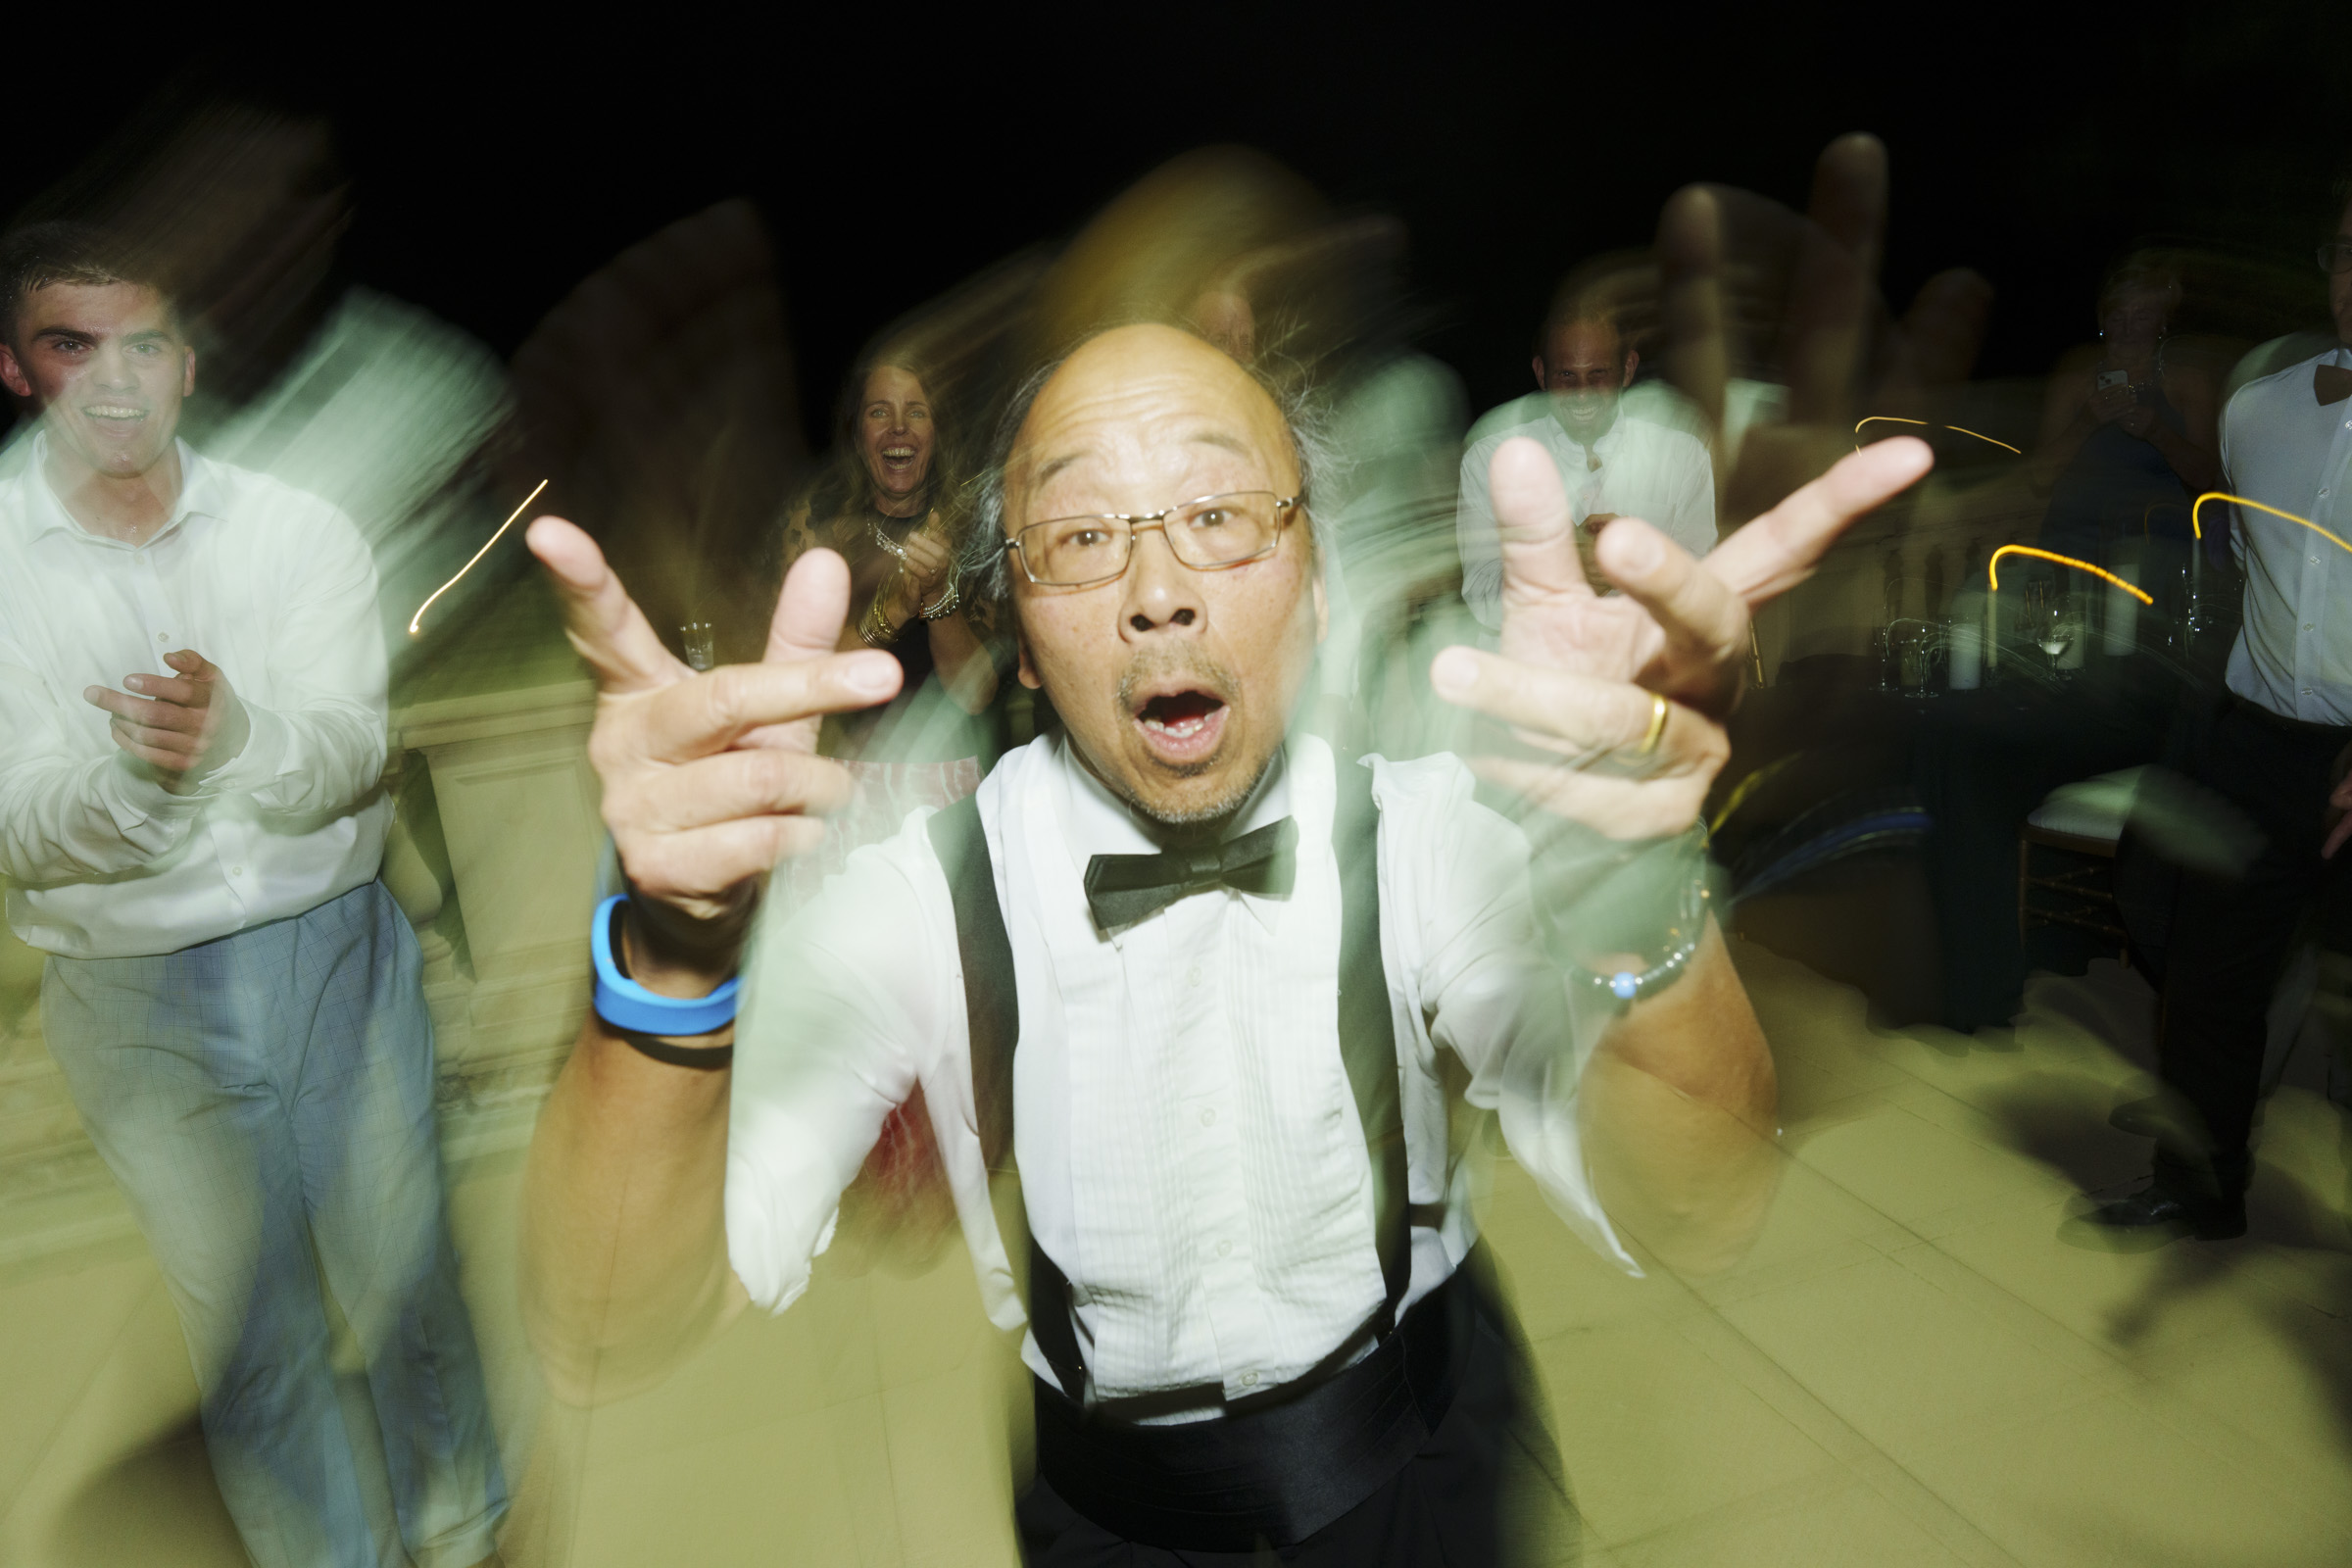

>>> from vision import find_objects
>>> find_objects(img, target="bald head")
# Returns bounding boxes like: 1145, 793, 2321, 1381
999, 323, 1325, 829
1004, 323, 1298, 519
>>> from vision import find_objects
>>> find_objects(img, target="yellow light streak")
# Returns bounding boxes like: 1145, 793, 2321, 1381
2189, 491, 2351, 556
408, 480, 551, 636
1987, 545, 2153, 605
1940, 423, 2022, 455
1852, 416, 2021, 455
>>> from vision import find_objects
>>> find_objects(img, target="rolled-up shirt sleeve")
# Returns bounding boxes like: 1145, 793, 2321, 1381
1377, 754, 1638, 1273
727, 818, 955, 1314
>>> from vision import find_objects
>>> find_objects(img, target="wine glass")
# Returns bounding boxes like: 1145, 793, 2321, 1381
2035, 590, 2082, 680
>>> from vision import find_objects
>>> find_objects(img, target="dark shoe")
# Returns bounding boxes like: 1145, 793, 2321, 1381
2079, 1182, 2246, 1241
2062, 1149, 2249, 1250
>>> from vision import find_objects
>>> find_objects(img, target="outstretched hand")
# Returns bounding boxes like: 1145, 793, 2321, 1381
82, 649, 252, 794
527, 517, 903, 953
1434, 435, 1933, 841
1435, 131, 1969, 843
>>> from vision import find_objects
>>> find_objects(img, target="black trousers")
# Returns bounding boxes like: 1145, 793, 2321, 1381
2159, 697, 2352, 1160
1013, 1276, 1575, 1567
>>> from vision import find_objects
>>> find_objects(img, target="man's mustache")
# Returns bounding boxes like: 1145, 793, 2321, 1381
1115, 649, 1242, 711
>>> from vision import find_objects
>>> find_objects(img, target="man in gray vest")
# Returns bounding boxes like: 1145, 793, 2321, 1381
517, 322, 1931, 1562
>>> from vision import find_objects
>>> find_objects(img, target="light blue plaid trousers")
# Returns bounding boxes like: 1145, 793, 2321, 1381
43, 881, 506, 1568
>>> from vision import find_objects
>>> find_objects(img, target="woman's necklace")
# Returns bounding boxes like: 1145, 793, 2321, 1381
867, 514, 911, 563
866, 497, 929, 563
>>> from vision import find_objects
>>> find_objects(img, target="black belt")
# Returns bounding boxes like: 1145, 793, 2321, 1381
2228, 691, 2352, 742
1031, 1252, 1480, 1552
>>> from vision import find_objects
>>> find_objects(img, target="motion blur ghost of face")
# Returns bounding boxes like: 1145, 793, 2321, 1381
0, 282, 193, 483
1533, 318, 1636, 441
2097, 284, 2175, 353
858, 364, 935, 512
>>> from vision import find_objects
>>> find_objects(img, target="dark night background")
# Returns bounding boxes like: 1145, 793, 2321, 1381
6, 2, 2349, 444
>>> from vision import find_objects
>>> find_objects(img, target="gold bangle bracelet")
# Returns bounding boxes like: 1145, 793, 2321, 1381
858, 596, 898, 649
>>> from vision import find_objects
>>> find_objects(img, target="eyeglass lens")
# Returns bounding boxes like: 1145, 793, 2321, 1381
1020, 494, 1285, 585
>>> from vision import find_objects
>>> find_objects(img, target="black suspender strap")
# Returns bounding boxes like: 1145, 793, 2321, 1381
1329, 754, 1413, 1336
927, 794, 1091, 1405
927, 761, 1412, 1396
927, 793, 1016, 1173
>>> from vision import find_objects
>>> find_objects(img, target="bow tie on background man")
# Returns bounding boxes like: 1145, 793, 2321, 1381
1084, 817, 1298, 928
2319, 364, 2352, 406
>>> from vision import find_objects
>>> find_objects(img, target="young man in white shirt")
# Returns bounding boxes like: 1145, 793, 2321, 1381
517, 321, 1929, 1562
1456, 306, 1717, 629
0, 224, 506, 1568
2084, 177, 2352, 1244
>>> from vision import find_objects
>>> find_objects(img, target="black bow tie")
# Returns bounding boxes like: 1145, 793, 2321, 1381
2319, 364, 2352, 407
1084, 817, 1298, 928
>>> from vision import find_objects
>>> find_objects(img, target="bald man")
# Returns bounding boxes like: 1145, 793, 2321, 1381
1458, 314, 1717, 628
518, 324, 1929, 1563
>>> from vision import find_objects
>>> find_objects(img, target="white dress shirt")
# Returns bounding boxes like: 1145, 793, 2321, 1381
1456, 390, 1717, 630
729, 730, 1628, 1416
2222, 344, 2352, 724
0, 436, 391, 958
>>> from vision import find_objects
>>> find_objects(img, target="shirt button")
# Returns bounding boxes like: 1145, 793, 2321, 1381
2305, 623, 2315, 632
1186, 966, 1201, 988
1216, 1239, 1233, 1258
157, 632, 171, 643
230, 865, 245, 876
1200, 1108, 1216, 1127
1240, 1371, 1259, 1388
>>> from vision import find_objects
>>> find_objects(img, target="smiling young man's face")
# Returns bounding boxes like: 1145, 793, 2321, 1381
1004, 323, 1325, 827
0, 281, 191, 481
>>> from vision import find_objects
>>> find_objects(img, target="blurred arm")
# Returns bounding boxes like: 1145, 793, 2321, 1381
516, 524, 904, 1402
520, 953, 748, 1405
206, 509, 389, 816
1578, 923, 1780, 1274
1417, 774, 1774, 1276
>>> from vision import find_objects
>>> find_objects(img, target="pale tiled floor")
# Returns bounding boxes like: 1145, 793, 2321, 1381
5, 937, 2349, 1566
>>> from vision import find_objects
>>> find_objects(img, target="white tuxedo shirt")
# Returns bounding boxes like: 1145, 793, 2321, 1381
2222, 344, 2352, 724
729, 731, 1626, 1418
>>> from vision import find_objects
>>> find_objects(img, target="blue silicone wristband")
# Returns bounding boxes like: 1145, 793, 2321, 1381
591, 894, 741, 1036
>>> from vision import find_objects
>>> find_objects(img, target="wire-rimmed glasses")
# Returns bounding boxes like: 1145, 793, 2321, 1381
1003, 491, 1301, 588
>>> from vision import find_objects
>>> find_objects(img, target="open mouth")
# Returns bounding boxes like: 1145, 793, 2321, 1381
80, 405, 148, 423
1133, 687, 1229, 763
879, 444, 917, 470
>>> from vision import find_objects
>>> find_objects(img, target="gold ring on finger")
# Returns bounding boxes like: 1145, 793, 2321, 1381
1636, 692, 1669, 757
